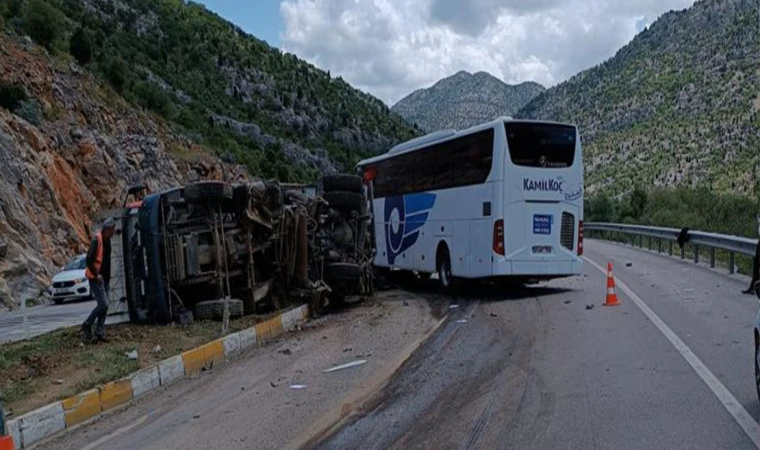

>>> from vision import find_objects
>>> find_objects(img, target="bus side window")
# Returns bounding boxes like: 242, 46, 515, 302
434, 142, 455, 190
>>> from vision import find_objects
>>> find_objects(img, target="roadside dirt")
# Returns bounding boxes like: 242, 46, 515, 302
47, 291, 443, 450
0, 311, 280, 418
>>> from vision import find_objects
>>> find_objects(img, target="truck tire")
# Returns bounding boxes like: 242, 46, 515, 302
323, 174, 363, 193
184, 181, 233, 204
323, 191, 363, 212
195, 299, 244, 320
327, 263, 362, 281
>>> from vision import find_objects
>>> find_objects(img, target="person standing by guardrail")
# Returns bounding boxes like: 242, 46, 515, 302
742, 216, 760, 295
81, 218, 115, 342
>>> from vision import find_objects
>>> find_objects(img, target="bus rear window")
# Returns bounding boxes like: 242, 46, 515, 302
506, 123, 576, 168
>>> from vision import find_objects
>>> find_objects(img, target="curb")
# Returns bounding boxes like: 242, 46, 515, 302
5, 304, 310, 449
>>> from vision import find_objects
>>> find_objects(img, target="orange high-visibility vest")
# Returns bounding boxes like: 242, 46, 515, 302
85, 232, 103, 280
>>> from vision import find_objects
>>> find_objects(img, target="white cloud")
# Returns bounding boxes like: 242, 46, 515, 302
281, 0, 696, 105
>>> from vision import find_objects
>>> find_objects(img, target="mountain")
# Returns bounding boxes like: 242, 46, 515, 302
0, 0, 417, 310
392, 71, 545, 132
518, 0, 759, 196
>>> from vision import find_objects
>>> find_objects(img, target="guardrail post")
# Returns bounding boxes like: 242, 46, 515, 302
709, 247, 715, 268
648, 236, 652, 251
729, 252, 735, 274
668, 241, 673, 256
680, 245, 685, 259
694, 245, 699, 264
658, 239, 663, 253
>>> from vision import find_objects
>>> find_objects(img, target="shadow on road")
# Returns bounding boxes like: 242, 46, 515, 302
379, 271, 577, 303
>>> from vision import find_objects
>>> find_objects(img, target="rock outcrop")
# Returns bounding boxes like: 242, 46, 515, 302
0, 32, 247, 311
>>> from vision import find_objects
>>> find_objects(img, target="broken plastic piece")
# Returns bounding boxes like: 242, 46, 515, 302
449, 304, 459, 309
456, 319, 468, 324
290, 384, 307, 390
323, 359, 367, 373
125, 350, 138, 360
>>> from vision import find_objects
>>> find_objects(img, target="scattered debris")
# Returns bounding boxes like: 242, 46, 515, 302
270, 381, 279, 388
683, 288, 695, 293
125, 350, 139, 360
323, 359, 367, 373
449, 304, 459, 309
489, 313, 498, 317
151, 345, 162, 354
279, 348, 293, 356
343, 348, 353, 353
626, 262, 632, 267
585, 304, 594, 310
456, 319, 468, 324
53, 379, 63, 385
193, 414, 200, 419
321, 336, 328, 340
289, 384, 307, 390
241, 387, 246, 391
403, 300, 409, 306
563, 300, 571, 304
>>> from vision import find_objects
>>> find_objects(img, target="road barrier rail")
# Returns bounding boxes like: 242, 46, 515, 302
585, 222, 758, 274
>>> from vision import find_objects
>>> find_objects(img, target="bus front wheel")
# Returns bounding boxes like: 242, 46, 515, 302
437, 248, 453, 291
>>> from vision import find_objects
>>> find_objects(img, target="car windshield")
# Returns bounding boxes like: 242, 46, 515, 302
64, 257, 86, 271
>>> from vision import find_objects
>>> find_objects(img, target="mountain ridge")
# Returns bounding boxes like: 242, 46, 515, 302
391, 71, 544, 132
517, 0, 759, 196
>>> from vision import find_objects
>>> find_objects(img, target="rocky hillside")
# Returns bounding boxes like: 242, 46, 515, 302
0, 31, 253, 311
518, 0, 759, 196
0, 0, 418, 311
392, 71, 544, 132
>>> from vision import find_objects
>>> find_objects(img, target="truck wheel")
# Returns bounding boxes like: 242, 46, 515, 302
323, 191, 363, 212
184, 181, 233, 204
327, 263, 362, 281
323, 174, 363, 193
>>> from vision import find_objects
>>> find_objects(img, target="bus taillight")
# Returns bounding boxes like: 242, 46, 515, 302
578, 221, 584, 256
493, 219, 505, 256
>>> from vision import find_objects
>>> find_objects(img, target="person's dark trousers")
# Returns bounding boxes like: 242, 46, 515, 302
83, 279, 109, 339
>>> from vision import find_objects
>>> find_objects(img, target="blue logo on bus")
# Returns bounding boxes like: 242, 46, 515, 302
384, 193, 437, 264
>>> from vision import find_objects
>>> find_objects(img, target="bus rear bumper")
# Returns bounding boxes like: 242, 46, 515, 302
492, 259, 583, 278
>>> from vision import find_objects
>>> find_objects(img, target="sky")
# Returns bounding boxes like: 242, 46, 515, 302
199, 0, 697, 106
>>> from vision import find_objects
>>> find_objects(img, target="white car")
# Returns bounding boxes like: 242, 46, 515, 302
49, 255, 91, 304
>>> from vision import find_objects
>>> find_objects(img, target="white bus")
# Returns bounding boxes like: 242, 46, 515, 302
357, 117, 584, 289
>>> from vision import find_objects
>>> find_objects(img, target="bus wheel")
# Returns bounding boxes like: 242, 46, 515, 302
437, 248, 453, 291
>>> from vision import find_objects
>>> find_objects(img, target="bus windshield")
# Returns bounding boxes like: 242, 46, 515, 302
506, 123, 576, 168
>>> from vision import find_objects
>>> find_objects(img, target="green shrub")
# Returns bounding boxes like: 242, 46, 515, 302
0, 82, 27, 111
15, 100, 41, 125
22, 0, 64, 51
102, 57, 128, 93
69, 27, 93, 65
133, 81, 173, 118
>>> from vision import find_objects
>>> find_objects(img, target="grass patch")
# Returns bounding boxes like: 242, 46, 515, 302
0, 311, 279, 417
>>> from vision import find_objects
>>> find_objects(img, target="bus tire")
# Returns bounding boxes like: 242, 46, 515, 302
323, 191, 363, 212
323, 174, 363, 193
437, 246, 453, 291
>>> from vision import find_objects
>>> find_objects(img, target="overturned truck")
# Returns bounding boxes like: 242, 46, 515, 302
115, 175, 373, 324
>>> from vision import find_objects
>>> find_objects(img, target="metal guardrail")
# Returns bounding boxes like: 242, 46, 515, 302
586, 222, 758, 274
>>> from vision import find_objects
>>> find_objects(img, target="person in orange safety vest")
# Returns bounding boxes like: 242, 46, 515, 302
81, 218, 115, 342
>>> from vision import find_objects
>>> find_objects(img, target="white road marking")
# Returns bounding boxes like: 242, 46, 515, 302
585, 256, 760, 449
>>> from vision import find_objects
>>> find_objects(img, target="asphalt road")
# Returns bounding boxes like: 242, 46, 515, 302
0, 299, 94, 343
317, 239, 760, 450
34, 239, 760, 449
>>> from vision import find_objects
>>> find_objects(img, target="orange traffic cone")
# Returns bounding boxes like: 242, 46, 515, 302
0, 435, 14, 450
604, 262, 621, 306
